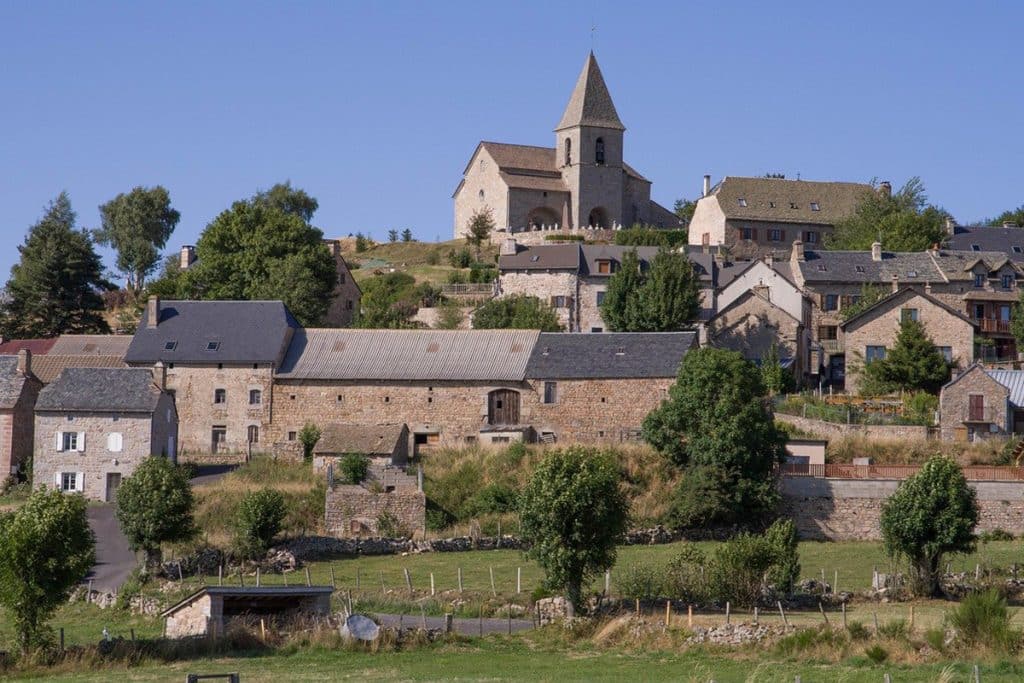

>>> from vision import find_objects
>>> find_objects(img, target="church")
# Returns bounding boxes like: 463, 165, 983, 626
453, 53, 678, 238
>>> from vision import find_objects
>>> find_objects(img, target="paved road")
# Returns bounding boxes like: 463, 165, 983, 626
86, 505, 136, 593
189, 464, 237, 487
374, 612, 534, 636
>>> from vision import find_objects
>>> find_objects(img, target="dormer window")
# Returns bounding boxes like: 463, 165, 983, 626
817, 264, 827, 272
206, 341, 220, 351
1014, 246, 1022, 254
1002, 274, 1014, 289
596, 259, 613, 274
972, 245, 981, 252
974, 273, 986, 288
810, 202, 820, 211
768, 201, 776, 208
855, 266, 865, 273
164, 341, 177, 351
595, 137, 605, 165
738, 198, 747, 207
907, 271, 917, 278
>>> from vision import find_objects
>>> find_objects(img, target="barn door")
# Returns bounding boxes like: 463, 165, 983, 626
488, 389, 520, 426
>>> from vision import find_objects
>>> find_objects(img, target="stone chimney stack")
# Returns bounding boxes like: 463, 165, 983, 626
765, 252, 774, 267
16, 349, 30, 376
500, 238, 518, 256
871, 242, 883, 262
179, 245, 196, 270
891, 274, 899, 293
702, 174, 711, 197
925, 282, 932, 295
324, 239, 341, 258
878, 181, 892, 198
945, 217, 957, 236
147, 296, 160, 329
791, 239, 805, 263
152, 361, 167, 391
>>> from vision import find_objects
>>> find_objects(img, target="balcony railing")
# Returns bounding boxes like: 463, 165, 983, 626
820, 339, 843, 354
441, 283, 496, 296
977, 318, 1012, 334
781, 463, 1024, 481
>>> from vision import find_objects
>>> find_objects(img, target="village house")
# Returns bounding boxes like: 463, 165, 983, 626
453, 52, 677, 239
33, 366, 177, 501
497, 241, 716, 331
939, 365, 1024, 442
124, 297, 298, 455
706, 288, 806, 380
946, 222, 1024, 263
687, 175, 873, 259
0, 351, 43, 479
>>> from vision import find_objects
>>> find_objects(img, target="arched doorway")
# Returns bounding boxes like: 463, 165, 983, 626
588, 207, 609, 228
528, 207, 559, 230
487, 389, 520, 425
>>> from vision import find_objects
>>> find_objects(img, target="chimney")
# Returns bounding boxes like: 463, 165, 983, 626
871, 242, 882, 262
791, 239, 805, 262
179, 245, 196, 270
878, 181, 892, 198
945, 217, 957, 236
146, 296, 160, 329
16, 349, 30, 376
702, 174, 711, 197
500, 237, 518, 256
152, 361, 167, 391
925, 282, 932, 295
1004, 221, 1020, 229
324, 239, 341, 257
891, 274, 899, 293
765, 252, 774, 267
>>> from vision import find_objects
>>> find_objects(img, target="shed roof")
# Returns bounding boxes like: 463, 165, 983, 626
987, 369, 1024, 408
276, 329, 539, 381
161, 585, 334, 617
0, 356, 34, 410
314, 424, 407, 456
526, 332, 695, 379
0, 338, 57, 356
36, 368, 162, 413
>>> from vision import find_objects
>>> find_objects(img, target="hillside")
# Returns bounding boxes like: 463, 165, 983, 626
334, 237, 499, 287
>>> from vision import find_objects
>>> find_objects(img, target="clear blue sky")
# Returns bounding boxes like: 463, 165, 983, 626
2, 1, 1022, 281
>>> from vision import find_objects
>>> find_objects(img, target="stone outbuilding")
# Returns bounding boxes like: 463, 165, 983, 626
312, 423, 410, 474
33, 366, 178, 501
0, 351, 43, 479
162, 586, 334, 639
939, 364, 1024, 442
707, 288, 805, 379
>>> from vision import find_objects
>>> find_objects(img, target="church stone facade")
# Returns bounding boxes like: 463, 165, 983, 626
453, 53, 677, 238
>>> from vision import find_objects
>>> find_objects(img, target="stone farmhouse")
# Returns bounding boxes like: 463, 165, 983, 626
453, 53, 677, 239
497, 241, 716, 331
33, 366, 177, 501
938, 365, 1024, 442
687, 175, 873, 259
0, 351, 42, 479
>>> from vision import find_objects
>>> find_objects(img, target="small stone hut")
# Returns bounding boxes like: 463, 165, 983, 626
161, 586, 334, 638
312, 423, 409, 474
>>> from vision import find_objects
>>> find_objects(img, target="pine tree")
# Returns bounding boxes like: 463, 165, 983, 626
861, 318, 951, 395
0, 193, 110, 338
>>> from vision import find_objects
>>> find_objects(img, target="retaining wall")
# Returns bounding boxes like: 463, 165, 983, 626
775, 413, 932, 440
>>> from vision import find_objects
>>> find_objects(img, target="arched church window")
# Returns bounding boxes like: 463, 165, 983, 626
565, 138, 572, 165
478, 189, 485, 200
595, 138, 605, 165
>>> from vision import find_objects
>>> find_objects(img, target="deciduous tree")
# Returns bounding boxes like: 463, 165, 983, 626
600, 249, 700, 331
827, 177, 950, 252
0, 193, 111, 338
115, 457, 197, 571
95, 186, 180, 296
471, 294, 563, 332
519, 447, 628, 610
880, 457, 978, 596
466, 208, 494, 260
234, 489, 286, 559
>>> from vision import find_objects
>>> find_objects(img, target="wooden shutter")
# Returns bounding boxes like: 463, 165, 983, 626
75, 472, 84, 492
76, 432, 86, 452
107, 433, 123, 453
53, 472, 61, 488
54, 432, 63, 452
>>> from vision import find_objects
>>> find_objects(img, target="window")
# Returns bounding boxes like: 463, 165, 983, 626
865, 346, 887, 362
491, 436, 511, 444
346, 300, 353, 310
974, 273, 986, 288
939, 346, 953, 362
287, 431, 297, 441
901, 308, 919, 322
595, 137, 605, 164
478, 189, 485, 200
741, 227, 755, 240
211, 426, 227, 453
214, 389, 226, 404
1014, 246, 1023, 254
818, 325, 838, 340
164, 341, 177, 351
249, 389, 262, 405
817, 264, 827, 271
60, 472, 78, 492
769, 202, 776, 208
855, 265, 865, 273
564, 138, 571, 165
804, 231, 818, 243
543, 381, 557, 404
810, 202, 820, 211
106, 432, 123, 453
552, 295, 567, 308
1000, 304, 1011, 321
596, 260, 612, 274
596, 291, 606, 306
247, 425, 259, 443
823, 294, 839, 311
789, 202, 798, 209
383, 396, 390, 403
768, 229, 783, 242
61, 432, 79, 451
974, 304, 986, 320
907, 271, 917, 278
971, 244, 981, 252
206, 341, 220, 351
738, 198, 747, 207
336, 394, 344, 403
1002, 274, 1014, 289
591, 327, 603, 333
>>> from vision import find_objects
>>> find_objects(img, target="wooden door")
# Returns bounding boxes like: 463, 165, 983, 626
968, 395, 985, 422
105, 473, 122, 503
488, 389, 520, 426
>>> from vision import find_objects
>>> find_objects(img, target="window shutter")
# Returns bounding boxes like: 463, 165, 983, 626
55, 432, 63, 452
54, 472, 61, 488
780, 230, 786, 241
107, 433, 123, 453
75, 472, 84, 492
76, 432, 86, 452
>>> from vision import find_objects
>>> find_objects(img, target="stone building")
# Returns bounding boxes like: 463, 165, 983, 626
125, 298, 298, 455
939, 365, 1024, 441
707, 289, 805, 379
687, 175, 873, 259
453, 53, 677, 238
162, 586, 333, 639
840, 287, 976, 394
312, 423, 410, 475
0, 351, 43, 478
33, 366, 177, 502
497, 241, 716, 331
946, 223, 1024, 262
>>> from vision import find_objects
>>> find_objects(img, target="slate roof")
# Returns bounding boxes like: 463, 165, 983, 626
499, 244, 581, 271
125, 300, 299, 365
499, 244, 713, 283
579, 245, 661, 276
50, 335, 132, 356
473, 141, 647, 185
314, 424, 407, 456
0, 338, 56, 356
839, 287, 977, 330
0, 356, 33, 410
710, 177, 872, 225
498, 171, 568, 193
276, 329, 540, 381
556, 52, 625, 131
31, 355, 127, 384
947, 226, 1024, 261
987, 369, 1024, 408
526, 332, 696, 379
930, 249, 1019, 281
36, 368, 162, 413
797, 250, 943, 283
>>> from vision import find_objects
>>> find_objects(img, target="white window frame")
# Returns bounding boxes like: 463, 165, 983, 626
55, 471, 83, 493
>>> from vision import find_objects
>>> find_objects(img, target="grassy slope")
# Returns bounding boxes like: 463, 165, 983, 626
345, 238, 498, 287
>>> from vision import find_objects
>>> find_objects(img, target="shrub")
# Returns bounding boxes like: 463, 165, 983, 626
234, 489, 287, 559
707, 533, 776, 607
446, 270, 467, 285
298, 423, 321, 462
463, 483, 519, 517
864, 644, 889, 664
617, 563, 662, 601
763, 518, 800, 594
663, 544, 709, 603
978, 528, 1014, 543
904, 391, 939, 425
775, 626, 845, 656
338, 453, 369, 485
847, 621, 870, 641
877, 619, 908, 640
924, 627, 946, 651
447, 247, 472, 268
947, 589, 1017, 652
425, 249, 440, 266
543, 234, 584, 242
354, 232, 370, 252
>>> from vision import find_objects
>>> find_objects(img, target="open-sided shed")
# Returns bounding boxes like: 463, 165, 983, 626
161, 586, 334, 638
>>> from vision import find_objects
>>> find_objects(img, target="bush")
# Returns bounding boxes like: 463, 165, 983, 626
298, 423, 321, 462
234, 489, 287, 559
877, 619, 908, 640
463, 483, 519, 517
663, 544, 709, 603
613, 227, 688, 248
847, 621, 870, 641
707, 533, 776, 607
924, 627, 946, 651
446, 270, 467, 285
763, 518, 800, 594
947, 589, 1018, 652
543, 234, 584, 242
447, 247, 472, 268
864, 644, 889, 663
904, 391, 939, 425
338, 453, 369, 485
664, 466, 735, 529
354, 233, 370, 252
617, 563, 662, 601
978, 528, 1014, 543
425, 249, 441, 266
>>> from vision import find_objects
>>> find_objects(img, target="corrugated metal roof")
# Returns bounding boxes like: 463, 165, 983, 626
276, 329, 539, 381
987, 369, 1024, 408
50, 334, 132, 356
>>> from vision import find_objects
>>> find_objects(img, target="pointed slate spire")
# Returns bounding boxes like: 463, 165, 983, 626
555, 52, 625, 132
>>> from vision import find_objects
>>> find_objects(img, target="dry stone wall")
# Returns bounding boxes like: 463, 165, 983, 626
325, 485, 426, 538
775, 413, 932, 440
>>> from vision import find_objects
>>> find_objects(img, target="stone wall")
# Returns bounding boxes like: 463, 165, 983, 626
325, 485, 426, 538
498, 271, 578, 331
165, 593, 213, 638
709, 291, 802, 376
0, 376, 42, 477
939, 365, 1011, 441
781, 476, 1024, 540
508, 227, 617, 246
775, 413, 932, 441
323, 244, 361, 327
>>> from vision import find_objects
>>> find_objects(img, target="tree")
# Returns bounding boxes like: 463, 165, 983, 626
643, 348, 786, 524
673, 198, 697, 224
234, 488, 286, 559
388, 229, 399, 243
880, 457, 978, 596
298, 423, 321, 461
519, 447, 628, 610
989, 205, 1024, 228
859, 319, 952, 395
839, 284, 888, 322
95, 186, 180, 296
827, 177, 950, 252
471, 294, 563, 331
600, 248, 700, 331
466, 207, 494, 260
356, 272, 429, 329
760, 343, 794, 396
0, 488, 94, 652
354, 232, 370, 253
115, 457, 197, 570
183, 185, 337, 326
401, 228, 413, 242
146, 253, 190, 299
0, 193, 111, 338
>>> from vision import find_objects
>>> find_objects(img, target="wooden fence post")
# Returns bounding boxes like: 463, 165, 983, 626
489, 567, 496, 597
331, 567, 337, 590
687, 604, 693, 628
777, 601, 789, 628
430, 572, 435, 596
517, 567, 521, 594
458, 567, 464, 593
404, 568, 413, 596
305, 567, 311, 587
